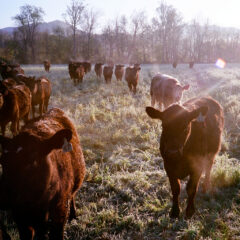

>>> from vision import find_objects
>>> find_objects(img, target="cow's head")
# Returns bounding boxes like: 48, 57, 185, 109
0, 129, 73, 177
146, 104, 208, 159
174, 84, 190, 102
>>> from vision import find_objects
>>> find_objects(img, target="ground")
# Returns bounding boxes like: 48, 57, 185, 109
2, 63, 240, 239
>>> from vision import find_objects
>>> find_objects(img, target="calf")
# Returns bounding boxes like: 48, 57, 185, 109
43, 60, 51, 72
103, 66, 114, 84
125, 66, 141, 94
150, 74, 189, 110
19, 75, 51, 118
0, 108, 86, 239
146, 97, 224, 218
115, 65, 124, 81
0, 81, 31, 136
94, 63, 104, 78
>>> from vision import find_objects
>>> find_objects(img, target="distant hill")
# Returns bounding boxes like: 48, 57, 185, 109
0, 20, 72, 35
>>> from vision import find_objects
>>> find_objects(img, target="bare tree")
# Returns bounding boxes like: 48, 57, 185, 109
13, 5, 44, 63
63, 0, 85, 58
82, 8, 100, 60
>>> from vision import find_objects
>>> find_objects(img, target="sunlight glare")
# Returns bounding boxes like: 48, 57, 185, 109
215, 58, 226, 68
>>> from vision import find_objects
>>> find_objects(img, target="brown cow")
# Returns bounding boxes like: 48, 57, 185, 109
0, 62, 24, 80
0, 108, 86, 239
125, 66, 141, 94
115, 65, 125, 81
19, 75, 51, 118
172, 61, 177, 68
43, 60, 51, 72
68, 62, 85, 85
189, 61, 194, 68
103, 66, 114, 84
150, 74, 189, 110
94, 63, 104, 78
146, 97, 224, 218
0, 81, 31, 136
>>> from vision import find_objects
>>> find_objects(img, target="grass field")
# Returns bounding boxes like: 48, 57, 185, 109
3, 63, 240, 239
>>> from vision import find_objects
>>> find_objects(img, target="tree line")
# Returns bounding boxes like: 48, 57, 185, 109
1, 0, 240, 64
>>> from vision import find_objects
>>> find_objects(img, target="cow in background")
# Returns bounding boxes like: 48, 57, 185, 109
125, 66, 141, 94
115, 65, 125, 81
43, 60, 51, 72
95, 63, 104, 78
150, 73, 189, 110
103, 66, 114, 83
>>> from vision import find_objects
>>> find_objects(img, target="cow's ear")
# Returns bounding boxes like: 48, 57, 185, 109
146, 107, 163, 120
43, 129, 73, 154
189, 106, 208, 122
182, 84, 190, 90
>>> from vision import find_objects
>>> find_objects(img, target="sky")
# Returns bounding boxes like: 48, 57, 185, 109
1, 0, 240, 30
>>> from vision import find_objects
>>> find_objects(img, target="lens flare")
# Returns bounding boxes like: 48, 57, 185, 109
215, 58, 226, 68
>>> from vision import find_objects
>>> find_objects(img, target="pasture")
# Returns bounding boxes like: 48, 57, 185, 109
3, 63, 240, 239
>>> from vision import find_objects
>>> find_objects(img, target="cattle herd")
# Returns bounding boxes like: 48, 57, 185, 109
0, 59, 224, 239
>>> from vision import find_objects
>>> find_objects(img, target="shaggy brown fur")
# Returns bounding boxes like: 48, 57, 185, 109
103, 66, 114, 84
43, 60, 51, 72
0, 62, 24, 80
150, 73, 189, 110
0, 81, 31, 136
114, 65, 124, 81
125, 66, 141, 94
0, 108, 86, 239
146, 97, 224, 218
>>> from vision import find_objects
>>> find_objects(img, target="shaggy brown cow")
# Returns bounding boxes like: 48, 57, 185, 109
172, 62, 177, 68
150, 74, 189, 110
0, 62, 24, 80
103, 66, 114, 84
189, 61, 194, 68
43, 60, 51, 72
0, 81, 31, 136
94, 63, 104, 78
19, 75, 51, 118
0, 108, 86, 239
68, 62, 85, 85
115, 65, 125, 81
125, 66, 141, 94
146, 97, 224, 218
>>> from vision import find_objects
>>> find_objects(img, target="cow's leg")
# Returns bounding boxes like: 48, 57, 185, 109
1, 124, 6, 137
32, 105, 36, 119
10, 119, 18, 136
169, 177, 181, 218
44, 98, 49, 113
49, 201, 69, 240
133, 84, 137, 94
186, 173, 201, 218
69, 197, 77, 221
39, 102, 44, 117
17, 224, 34, 240
202, 153, 215, 193
128, 82, 132, 92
